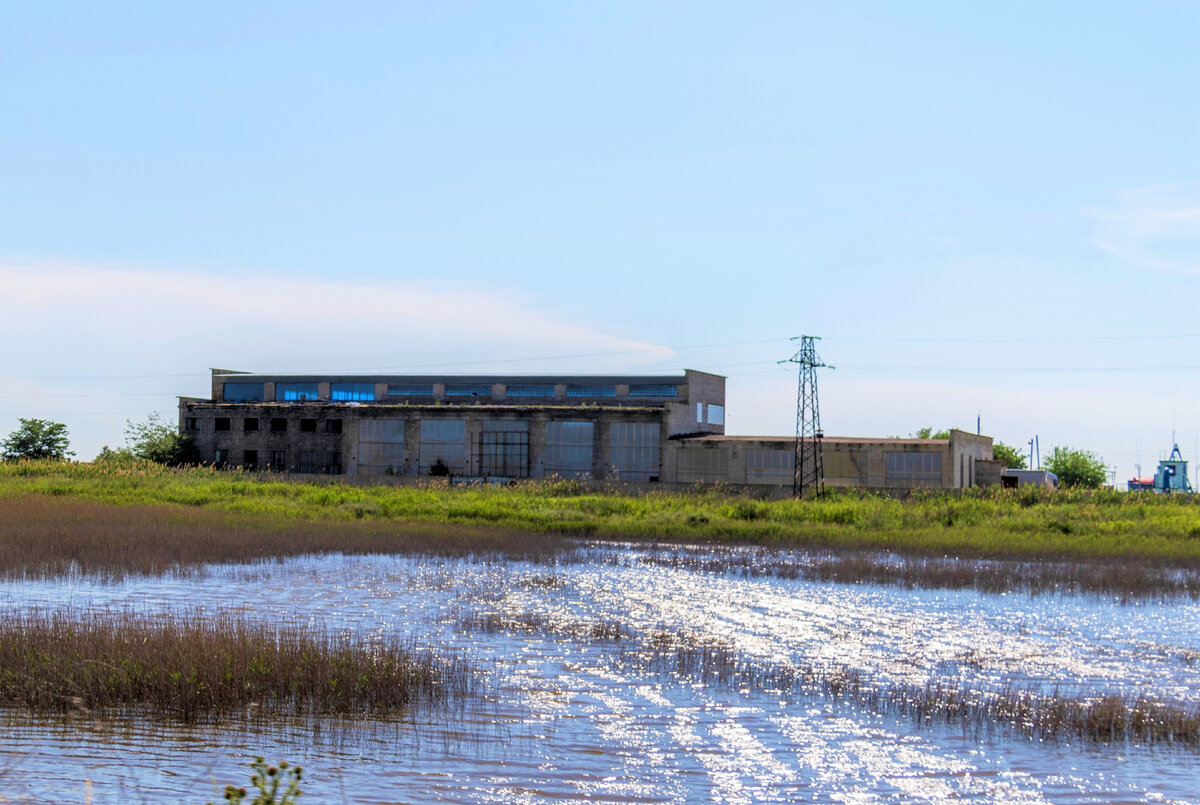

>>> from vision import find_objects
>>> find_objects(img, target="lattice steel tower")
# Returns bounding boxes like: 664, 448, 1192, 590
782, 336, 831, 498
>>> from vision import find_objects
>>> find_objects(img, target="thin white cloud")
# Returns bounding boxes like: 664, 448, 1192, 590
0, 263, 675, 373
1088, 183, 1200, 275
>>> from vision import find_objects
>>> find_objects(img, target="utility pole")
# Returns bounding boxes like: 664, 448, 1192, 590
780, 336, 832, 498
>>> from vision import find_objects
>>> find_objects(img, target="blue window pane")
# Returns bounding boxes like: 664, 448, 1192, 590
223, 382, 264, 402
566, 385, 616, 398
276, 382, 320, 402
505, 384, 555, 397
331, 383, 375, 401
445, 383, 492, 398
388, 384, 434, 397
629, 383, 678, 397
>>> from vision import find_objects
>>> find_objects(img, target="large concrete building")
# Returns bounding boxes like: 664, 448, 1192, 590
179, 368, 994, 491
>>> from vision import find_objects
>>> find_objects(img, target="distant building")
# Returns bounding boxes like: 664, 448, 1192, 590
999, 469, 1060, 489
179, 368, 995, 491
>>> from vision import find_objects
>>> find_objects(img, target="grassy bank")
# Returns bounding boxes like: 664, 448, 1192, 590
3, 460, 1200, 565
0, 611, 471, 721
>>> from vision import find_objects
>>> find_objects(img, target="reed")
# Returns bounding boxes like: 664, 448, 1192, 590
626, 632, 1200, 746
459, 609, 1200, 746
0, 496, 566, 580
0, 611, 473, 721
634, 547, 1200, 600
3, 460, 1200, 566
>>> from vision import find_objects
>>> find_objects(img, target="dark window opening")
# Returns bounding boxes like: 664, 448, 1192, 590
326, 451, 342, 474
213, 449, 228, 468
243, 418, 259, 432
214, 418, 231, 432
300, 419, 317, 433
243, 450, 258, 470
298, 450, 316, 473
326, 419, 342, 434
270, 450, 286, 472
184, 417, 199, 432
270, 418, 288, 433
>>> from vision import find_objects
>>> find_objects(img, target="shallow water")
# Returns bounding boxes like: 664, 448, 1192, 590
1, 543, 1198, 803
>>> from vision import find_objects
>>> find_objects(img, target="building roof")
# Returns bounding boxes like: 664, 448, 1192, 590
682, 435, 952, 445
212, 370, 717, 384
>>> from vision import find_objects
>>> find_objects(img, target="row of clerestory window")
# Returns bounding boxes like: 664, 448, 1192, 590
223, 381, 681, 402
211, 417, 341, 433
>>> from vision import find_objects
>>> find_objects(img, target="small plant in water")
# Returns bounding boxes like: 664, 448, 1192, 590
210, 756, 302, 805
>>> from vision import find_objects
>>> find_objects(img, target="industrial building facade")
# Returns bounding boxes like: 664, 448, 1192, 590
179, 368, 994, 491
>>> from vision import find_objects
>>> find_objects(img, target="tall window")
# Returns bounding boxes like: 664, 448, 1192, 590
276, 382, 319, 402
545, 422, 593, 478
610, 423, 659, 480
886, 452, 942, 485
243, 449, 258, 470
746, 449, 793, 484
676, 448, 728, 483
358, 419, 405, 475
480, 420, 529, 477
330, 383, 374, 401
419, 420, 466, 475
269, 450, 287, 472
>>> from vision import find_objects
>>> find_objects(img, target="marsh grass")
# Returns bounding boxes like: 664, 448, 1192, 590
0, 496, 567, 580
0, 611, 472, 721
626, 631, 1200, 746
458, 609, 1200, 746
4, 460, 1200, 565
634, 547, 1200, 600
5, 460, 1200, 597
458, 611, 628, 640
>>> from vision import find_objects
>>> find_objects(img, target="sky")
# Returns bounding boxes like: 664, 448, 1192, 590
3, 1, 1200, 486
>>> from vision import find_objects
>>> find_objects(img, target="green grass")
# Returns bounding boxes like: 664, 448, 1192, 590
3, 459, 1200, 564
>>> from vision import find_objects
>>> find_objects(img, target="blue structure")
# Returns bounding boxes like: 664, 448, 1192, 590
1155, 444, 1193, 493
1130, 444, 1193, 493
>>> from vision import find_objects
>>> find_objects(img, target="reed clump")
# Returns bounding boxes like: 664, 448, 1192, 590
0, 611, 472, 721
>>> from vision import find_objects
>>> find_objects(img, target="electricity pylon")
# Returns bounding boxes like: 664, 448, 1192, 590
779, 336, 831, 498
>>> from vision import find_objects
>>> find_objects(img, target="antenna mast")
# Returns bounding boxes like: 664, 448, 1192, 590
781, 335, 831, 498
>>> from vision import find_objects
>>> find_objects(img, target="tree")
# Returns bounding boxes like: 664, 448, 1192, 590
991, 441, 1028, 469
1042, 446, 1107, 489
1, 418, 74, 461
914, 427, 952, 439
121, 412, 193, 465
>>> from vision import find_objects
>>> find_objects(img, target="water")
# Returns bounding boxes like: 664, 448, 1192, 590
1, 543, 1198, 803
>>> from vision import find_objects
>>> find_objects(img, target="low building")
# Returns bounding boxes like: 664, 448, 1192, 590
179, 368, 995, 491
668, 431, 993, 491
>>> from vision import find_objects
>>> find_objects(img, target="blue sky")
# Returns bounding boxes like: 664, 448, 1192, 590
3, 2, 1200, 484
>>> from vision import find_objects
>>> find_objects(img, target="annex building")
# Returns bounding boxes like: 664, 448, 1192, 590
179, 369, 995, 492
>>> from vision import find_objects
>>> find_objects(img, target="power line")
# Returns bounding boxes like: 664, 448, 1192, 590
827, 333, 1200, 344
